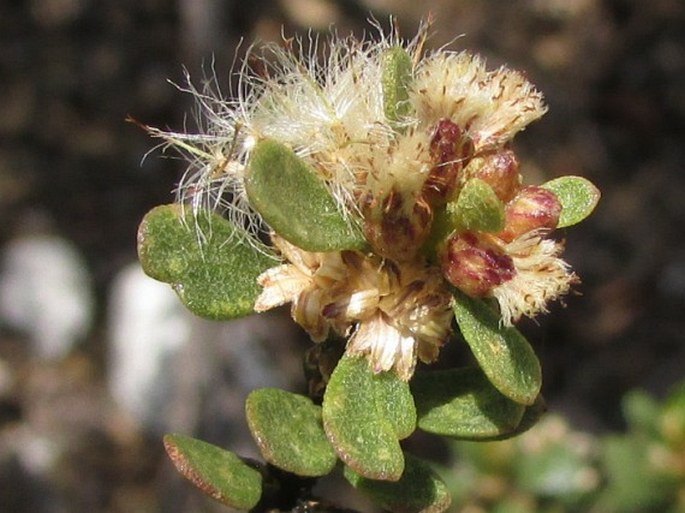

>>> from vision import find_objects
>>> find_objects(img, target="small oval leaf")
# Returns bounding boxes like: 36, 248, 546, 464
344, 455, 452, 513
322, 355, 413, 481
137, 204, 275, 319
412, 367, 525, 439
452, 178, 506, 233
163, 434, 262, 510
540, 176, 600, 228
452, 291, 542, 405
245, 139, 366, 251
245, 388, 337, 477
382, 46, 413, 125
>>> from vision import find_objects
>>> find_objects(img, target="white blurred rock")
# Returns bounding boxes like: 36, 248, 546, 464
107, 263, 192, 433
0, 234, 94, 360
106, 260, 307, 443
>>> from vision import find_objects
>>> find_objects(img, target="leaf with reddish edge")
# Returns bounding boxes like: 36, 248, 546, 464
163, 434, 262, 510
322, 355, 416, 481
246, 388, 337, 477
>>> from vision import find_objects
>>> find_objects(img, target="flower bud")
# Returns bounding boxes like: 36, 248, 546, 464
362, 189, 433, 262
465, 149, 521, 202
424, 119, 475, 205
441, 232, 515, 297
499, 186, 562, 242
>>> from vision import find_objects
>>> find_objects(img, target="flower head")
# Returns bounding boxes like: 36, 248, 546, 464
256, 234, 452, 380
148, 21, 596, 379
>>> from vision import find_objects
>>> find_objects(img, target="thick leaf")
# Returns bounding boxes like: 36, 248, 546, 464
245, 139, 366, 251
163, 434, 262, 510
245, 388, 337, 477
382, 46, 413, 125
452, 291, 542, 405
322, 355, 416, 481
412, 367, 525, 439
344, 455, 451, 513
137, 204, 275, 319
452, 178, 506, 233
541, 176, 600, 228
374, 367, 417, 439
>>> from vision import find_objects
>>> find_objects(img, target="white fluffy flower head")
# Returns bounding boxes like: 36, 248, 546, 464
146, 21, 583, 380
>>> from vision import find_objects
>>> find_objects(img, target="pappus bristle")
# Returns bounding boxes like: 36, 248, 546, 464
143, 70, 266, 252
409, 52, 547, 151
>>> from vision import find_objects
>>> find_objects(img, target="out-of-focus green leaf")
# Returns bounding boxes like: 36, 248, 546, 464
163, 434, 262, 510
541, 176, 600, 228
344, 454, 451, 513
452, 178, 506, 233
661, 383, 685, 447
245, 139, 366, 251
322, 355, 415, 481
515, 443, 596, 500
491, 501, 535, 513
622, 390, 660, 436
412, 367, 525, 439
452, 291, 542, 405
598, 436, 674, 513
137, 204, 274, 319
382, 46, 413, 125
245, 388, 336, 477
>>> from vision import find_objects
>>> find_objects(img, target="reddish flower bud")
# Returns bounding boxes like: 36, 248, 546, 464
466, 149, 521, 202
424, 119, 475, 205
362, 189, 433, 262
499, 186, 562, 242
441, 232, 515, 297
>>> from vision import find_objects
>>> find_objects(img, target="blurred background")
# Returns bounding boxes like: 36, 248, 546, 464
0, 0, 683, 512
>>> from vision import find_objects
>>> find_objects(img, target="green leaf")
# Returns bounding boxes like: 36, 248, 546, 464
622, 390, 660, 436
374, 367, 417, 439
137, 204, 275, 320
514, 441, 596, 500
540, 176, 600, 228
452, 178, 506, 233
661, 383, 685, 447
344, 454, 452, 513
489, 394, 547, 440
452, 291, 542, 405
163, 434, 262, 510
245, 388, 337, 477
448, 395, 546, 443
322, 355, 416, 481
412, 367, 525, 439
382, 46, 413, 125
245, 139, 366, 251
598, 436, 675, 513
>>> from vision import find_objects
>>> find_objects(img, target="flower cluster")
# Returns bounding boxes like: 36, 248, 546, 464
149, 23, 584, 380
255, 234, 453, 380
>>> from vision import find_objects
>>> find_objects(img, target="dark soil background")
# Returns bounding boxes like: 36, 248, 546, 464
0, 1, 683, 512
